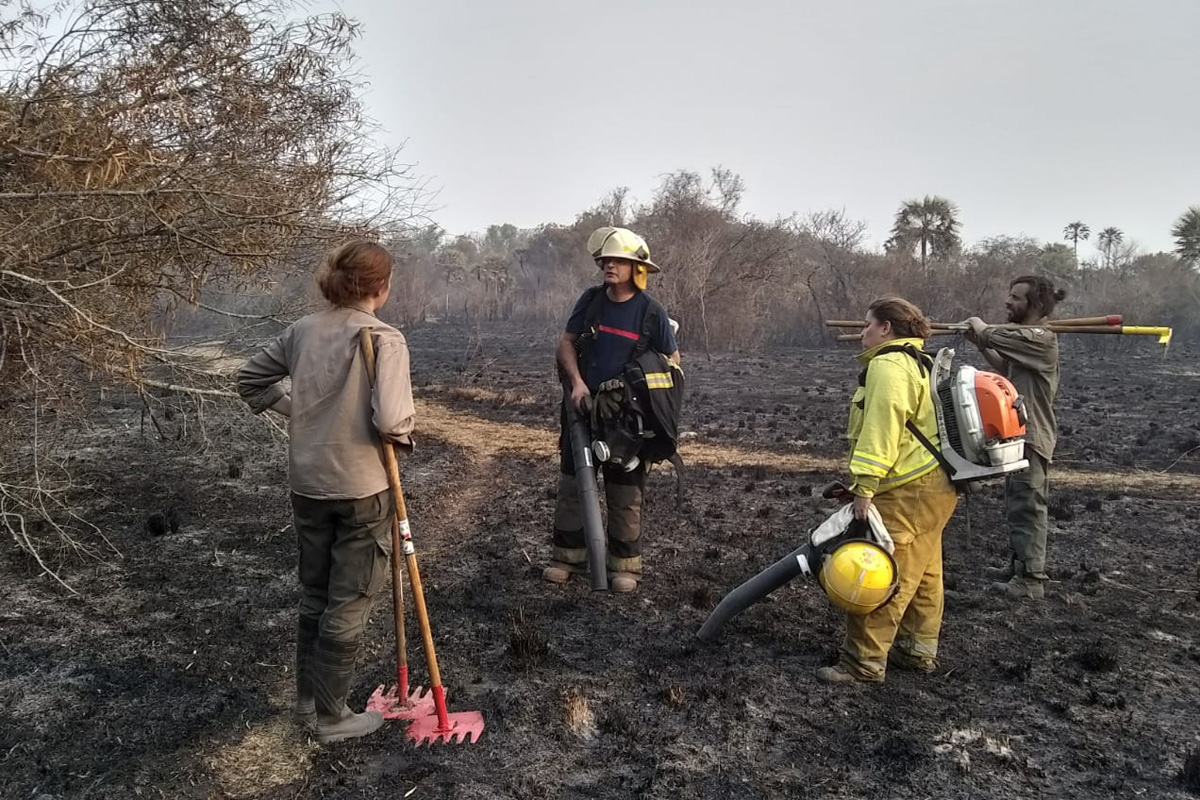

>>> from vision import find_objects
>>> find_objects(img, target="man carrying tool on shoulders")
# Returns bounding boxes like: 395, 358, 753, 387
961, 275, 1066, 601
544, 227, 680, 593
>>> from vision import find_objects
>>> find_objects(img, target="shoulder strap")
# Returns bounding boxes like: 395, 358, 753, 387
570, 285, 609, 377
905, 419, 956, 479
635, 294, 666, 358
857, 343, 932, 387
581, 285, 607, 329
858, 344, 951, 478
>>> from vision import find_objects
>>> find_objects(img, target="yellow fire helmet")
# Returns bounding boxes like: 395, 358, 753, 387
818, 539, 899, 615
587, 227, 660, 291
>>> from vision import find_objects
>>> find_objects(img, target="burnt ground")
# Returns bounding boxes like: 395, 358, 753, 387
3, 322, 1200, 799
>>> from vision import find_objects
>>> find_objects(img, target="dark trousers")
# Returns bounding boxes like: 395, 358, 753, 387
1005, 450, 1051, 578
291, 490, 394, 644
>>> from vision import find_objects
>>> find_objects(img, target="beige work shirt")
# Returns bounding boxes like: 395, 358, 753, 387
236, 306, 415, 500
977, 325, 1060, 462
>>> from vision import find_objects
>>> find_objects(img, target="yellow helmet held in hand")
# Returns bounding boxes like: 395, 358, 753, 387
587, 227, 660, 291
818, 539, 899, 615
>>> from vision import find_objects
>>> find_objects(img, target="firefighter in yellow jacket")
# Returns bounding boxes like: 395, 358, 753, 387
818, 297, 959, 684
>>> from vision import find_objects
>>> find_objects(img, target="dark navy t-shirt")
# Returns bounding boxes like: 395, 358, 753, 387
565, 289, 677, 391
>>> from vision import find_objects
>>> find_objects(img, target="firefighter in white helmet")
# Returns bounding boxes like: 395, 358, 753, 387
543, 227, 680, 593
818, 297, 959, 684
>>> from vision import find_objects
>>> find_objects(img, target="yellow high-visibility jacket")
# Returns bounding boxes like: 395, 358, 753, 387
847, 338, 941, 498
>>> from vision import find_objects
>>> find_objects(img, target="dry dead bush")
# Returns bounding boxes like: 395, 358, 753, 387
0, 0, 426, 586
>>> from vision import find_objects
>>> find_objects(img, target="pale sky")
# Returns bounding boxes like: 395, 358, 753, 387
322, 0, 1199, 254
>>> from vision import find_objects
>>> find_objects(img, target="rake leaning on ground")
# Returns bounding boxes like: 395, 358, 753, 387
359, 326, 485, 746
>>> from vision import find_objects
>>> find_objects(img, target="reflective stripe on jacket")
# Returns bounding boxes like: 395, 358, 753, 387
847, 337, 940, 498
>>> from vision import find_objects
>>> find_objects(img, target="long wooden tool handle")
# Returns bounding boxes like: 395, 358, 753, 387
827, 315, 1123, 329
829, 321, 965, 330
835, 331, 957, 342
1049, 325, 1122, 334
390, 517, 407, 685
1054, 315, 1123, 326
359, 327, 444, 697
403, 553, 443, 689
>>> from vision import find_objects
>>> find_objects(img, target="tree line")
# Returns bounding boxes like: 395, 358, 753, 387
374, 179, 1200, 352
2, 1, 1196, 576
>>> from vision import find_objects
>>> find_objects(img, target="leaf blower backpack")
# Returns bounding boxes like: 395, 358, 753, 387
868, 344, 1030, 490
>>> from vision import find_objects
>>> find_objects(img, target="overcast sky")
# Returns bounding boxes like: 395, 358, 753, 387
320, 0, 1199, 254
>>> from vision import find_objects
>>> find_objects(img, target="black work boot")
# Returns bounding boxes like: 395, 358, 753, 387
312, 637, 384, 744
293, 617, 320, 732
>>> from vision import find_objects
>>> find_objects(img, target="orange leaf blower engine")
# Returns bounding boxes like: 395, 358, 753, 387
922, 348, 1029, 487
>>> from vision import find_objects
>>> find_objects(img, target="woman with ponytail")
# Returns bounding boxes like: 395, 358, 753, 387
237, 241, 414, 742
818, 297, 959, 684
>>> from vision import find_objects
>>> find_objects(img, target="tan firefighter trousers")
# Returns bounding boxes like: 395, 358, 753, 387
840, 469, 958, 681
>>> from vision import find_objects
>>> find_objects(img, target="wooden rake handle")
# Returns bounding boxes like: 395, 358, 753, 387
359, 327, 444, 695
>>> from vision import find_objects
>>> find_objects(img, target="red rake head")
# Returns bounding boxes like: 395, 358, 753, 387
366, 684, 436, 720
406, 709, 485, 745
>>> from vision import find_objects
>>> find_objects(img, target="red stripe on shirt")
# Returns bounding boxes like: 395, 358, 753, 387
597, 324, 639, 341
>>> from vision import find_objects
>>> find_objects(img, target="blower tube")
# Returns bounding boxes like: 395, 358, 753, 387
695, 542, 813, 642
564, 396, 608, 591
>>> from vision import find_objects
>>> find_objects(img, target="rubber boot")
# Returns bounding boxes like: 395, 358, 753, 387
293, 617, 319, 732
312, 637, 384, 744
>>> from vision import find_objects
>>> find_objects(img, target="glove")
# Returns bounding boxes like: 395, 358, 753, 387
594, 378, 625, 421
595, 390, 622, 421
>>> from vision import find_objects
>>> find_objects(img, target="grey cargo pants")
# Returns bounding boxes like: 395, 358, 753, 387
292, 489, 394, 644
1005, 450, 1051, 579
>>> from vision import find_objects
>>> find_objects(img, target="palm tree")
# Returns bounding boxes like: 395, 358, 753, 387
885, 195, 961, 271
1063, 221, 1090, 261
1096, 227, 1124, 269
1172, 206, 1200, 266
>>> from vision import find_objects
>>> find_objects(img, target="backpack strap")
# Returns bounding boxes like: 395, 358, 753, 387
572, 285, 610, 371
581, 284, 608, 330
857, 344, 952, 477
856, 343, 932, 388
905, 419, 956, 479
